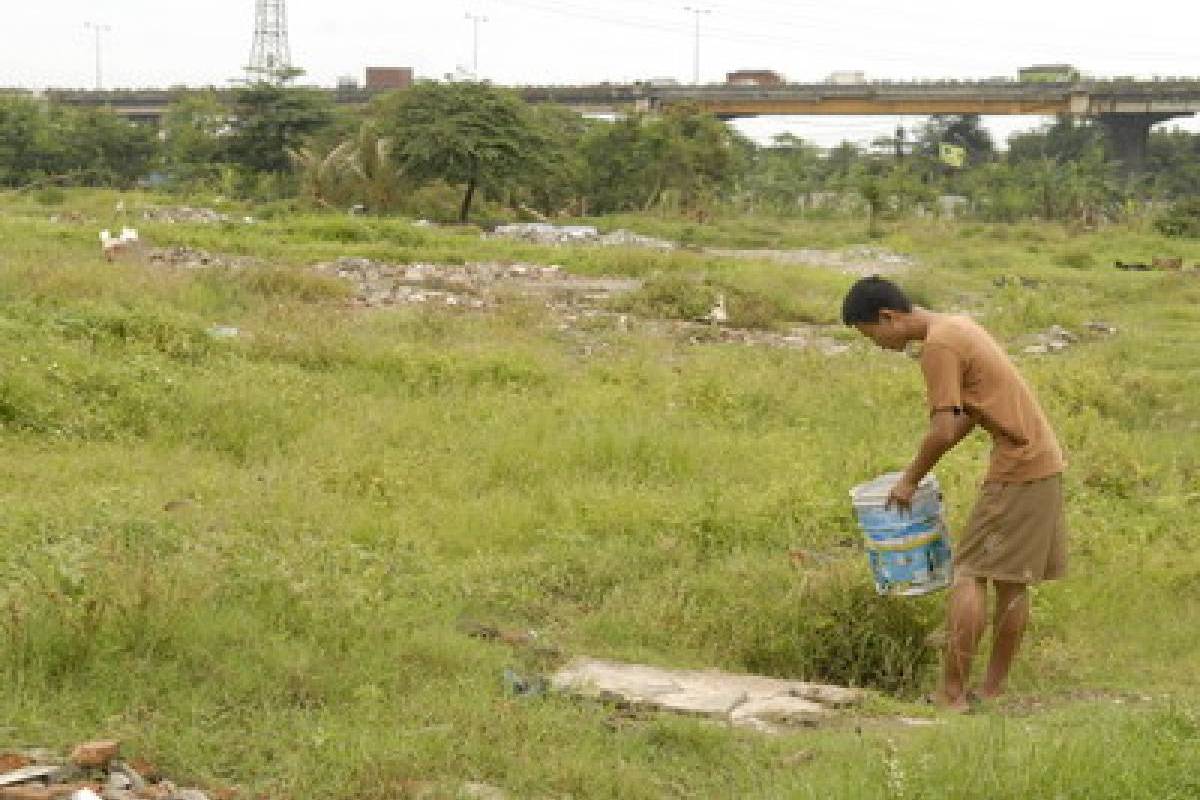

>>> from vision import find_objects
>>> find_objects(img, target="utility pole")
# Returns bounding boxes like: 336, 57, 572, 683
465, 12, 488, 76
683, 6, 711, 85
84, 22, 111, 90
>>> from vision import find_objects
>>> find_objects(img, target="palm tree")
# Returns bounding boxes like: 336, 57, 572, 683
344, 123, 401, 214
288, 139, 355, 208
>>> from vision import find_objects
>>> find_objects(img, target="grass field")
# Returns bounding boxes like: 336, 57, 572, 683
1, 190, 1198, 798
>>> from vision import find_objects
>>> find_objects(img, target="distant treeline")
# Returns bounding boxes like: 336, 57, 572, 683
3, 82, 1200, 226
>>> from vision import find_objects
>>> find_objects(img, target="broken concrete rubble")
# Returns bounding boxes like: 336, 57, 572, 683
140, 207, 235, 225
313, 256, 640, 311
486, 223, 676, 250
320, 256, 853, 356
705, 246, 915, 277
0, 743, 211, 800
1021, 321, 1118, 355
145, 247, 258, 270
551, 657, 866, 734
1021, 324, 1078, 355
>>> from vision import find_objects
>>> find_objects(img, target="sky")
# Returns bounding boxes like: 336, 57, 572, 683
4, 0, 1199, 148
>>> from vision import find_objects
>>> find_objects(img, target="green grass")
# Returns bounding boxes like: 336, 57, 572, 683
0, 191, 1198, 798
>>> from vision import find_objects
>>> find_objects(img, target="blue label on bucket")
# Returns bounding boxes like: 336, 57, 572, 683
850, 472, 953, 596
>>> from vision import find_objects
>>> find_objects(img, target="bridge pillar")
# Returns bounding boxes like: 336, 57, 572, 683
1095, 113, 1180, 174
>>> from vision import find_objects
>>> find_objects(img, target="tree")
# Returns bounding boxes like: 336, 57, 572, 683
226, 83, 335, 175
0, 95, 55, 187
375, 81, 546, 222
1007, 116, 1106, 165
918, 114, 994, 165
1143, 128, 1200, 199
162, 91, 229, 187
519, 105, 590, 216
579, 105, 743, 215
56, 109, 159, 186
288, 138, 355, 209
742, 133, 823, 214
0, 96, 159, 188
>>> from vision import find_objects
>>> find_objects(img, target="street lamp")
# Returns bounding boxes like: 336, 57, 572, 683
464, 12, 489, 76
683, 6, 711, 85
84, 21, 112, 90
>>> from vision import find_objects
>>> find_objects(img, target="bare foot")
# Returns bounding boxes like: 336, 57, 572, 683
927, 691, 971, 713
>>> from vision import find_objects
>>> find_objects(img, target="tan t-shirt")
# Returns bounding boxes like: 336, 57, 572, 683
920, 314, 1065, 483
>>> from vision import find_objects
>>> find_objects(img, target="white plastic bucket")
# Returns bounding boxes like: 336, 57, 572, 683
850, 472, 952, 596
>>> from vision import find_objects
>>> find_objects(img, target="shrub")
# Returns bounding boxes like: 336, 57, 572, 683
1154, 198, 1200, 237
1060, 248, 1096, 269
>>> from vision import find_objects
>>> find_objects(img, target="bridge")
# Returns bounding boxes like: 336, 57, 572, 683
28, 78, 1200, 170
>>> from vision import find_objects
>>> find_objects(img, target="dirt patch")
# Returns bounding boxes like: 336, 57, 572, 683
317, 257, 852, 356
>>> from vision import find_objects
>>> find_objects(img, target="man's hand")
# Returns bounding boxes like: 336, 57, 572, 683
886, 476, 918, 512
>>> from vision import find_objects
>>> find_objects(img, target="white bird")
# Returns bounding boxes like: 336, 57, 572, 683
99, 227, 139, 261
705, 293, 729, 325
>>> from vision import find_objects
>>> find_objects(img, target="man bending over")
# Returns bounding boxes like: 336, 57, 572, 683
842, 276, 1067, 710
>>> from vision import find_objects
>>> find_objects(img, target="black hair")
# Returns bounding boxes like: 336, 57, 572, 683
840, 276, 913, 325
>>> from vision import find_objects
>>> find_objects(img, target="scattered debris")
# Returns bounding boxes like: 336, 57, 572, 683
992, 275, 1041, 289
47, 212, 89, 224
1084, 321, 1118, 335
459, 783, 507, 800
502, 668, 548, 699
896, 717, 945, 727
1116, 257, 1198, 273
704, 246, 916, 277
320, 255, 854, 355
551, 657, 865, 734
0, 742, 212, 800
145, 247, 257, 270
485, 223, 675, 250
1021, 324, 1078, 355
700, 293, 729, 324
313, 257, 640, 311
140, 207, 231, 225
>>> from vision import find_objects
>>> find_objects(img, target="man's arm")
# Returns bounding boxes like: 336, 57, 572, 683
887, 410, 976, 509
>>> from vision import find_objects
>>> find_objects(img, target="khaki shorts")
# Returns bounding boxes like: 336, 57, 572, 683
956, 473, 1067, 584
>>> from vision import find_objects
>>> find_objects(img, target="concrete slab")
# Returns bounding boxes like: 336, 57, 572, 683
551, 657, 866, 733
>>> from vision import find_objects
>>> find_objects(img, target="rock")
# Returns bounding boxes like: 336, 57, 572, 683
141, 207, 230, 225
1046, 324, 1077, 343
0, 758, 31, 774
69, 743, 119, 770
104, 775, 131, 793
100, 791, 137, 800
551, 657, 864, 733
0, 788, 53, 800
730, 696, 829, 732
1, 767, 67, 788
105, 763, 144, 794
69, 790, 103, 800
459, 783, 506, 800
168, 790, 209, 800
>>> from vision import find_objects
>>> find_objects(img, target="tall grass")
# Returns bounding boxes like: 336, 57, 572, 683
0, 191, 1197, 798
